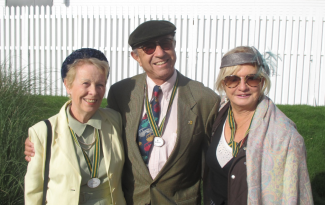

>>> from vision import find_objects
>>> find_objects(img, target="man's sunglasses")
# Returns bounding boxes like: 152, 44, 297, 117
138, 38, 175, 55
223, 74, 263, 88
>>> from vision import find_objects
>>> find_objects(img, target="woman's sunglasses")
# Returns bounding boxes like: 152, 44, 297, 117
138, 38, 175, 55
223, 74, 263, 88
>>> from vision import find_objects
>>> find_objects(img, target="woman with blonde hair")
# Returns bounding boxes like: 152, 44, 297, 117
24, 48, 126, 204
204, 46, 313, 205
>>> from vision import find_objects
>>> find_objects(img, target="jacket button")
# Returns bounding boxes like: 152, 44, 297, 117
151, 184, 156, 188
243, 147, 247, 150
231, 175, 235, 179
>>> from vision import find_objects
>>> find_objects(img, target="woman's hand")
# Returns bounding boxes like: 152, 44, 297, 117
24, 138, 35, 162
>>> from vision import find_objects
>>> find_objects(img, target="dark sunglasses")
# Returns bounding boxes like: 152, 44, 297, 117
224, 74, 263, 88
138, 38, 175, 55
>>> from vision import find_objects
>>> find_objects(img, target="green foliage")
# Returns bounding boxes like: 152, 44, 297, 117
0, 68, 48, 204
277, 105, 325, 205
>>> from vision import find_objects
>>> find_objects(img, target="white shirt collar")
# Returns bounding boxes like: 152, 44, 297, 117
146, 70, 177, 100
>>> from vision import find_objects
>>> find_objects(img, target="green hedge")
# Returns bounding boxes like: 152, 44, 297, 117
0, 70, 45, 204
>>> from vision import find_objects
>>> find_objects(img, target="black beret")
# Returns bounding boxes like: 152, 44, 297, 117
61, 48, 108, 81
128, 20, 176, 49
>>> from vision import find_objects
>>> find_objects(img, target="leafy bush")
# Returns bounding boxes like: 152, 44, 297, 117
0, 66, 47, 205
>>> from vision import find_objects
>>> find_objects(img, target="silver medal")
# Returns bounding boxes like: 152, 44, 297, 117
87, 178, 100, 188
154, 137, 165, 147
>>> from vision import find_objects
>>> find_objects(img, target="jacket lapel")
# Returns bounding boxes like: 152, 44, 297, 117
153, 72, 198, 180
125, 74, 153, 181
53, 103, 80, 175
99, 112, 113, 178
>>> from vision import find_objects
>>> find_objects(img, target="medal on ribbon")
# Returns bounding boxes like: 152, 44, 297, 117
65, 103, 101, 188
144, 76, 178, 147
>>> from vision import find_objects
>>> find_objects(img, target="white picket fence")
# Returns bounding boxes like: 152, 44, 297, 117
0, 6, 324, 106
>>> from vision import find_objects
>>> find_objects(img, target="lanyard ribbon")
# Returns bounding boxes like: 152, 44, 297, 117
65, 102, 100, 179
227, 106, 255, 157
144, 76, 178, 137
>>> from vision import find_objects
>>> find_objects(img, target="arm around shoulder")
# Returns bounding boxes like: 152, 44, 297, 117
24, 123, 47, 205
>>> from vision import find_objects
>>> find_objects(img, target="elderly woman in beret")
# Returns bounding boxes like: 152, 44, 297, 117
24, 48, 126, 204
204, 46, 313, 205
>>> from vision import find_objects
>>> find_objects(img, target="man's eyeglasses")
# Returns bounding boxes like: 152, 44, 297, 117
138, 38, 175, 55
223, 74, 263, 88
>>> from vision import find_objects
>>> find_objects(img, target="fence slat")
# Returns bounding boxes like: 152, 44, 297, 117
208, 15, 217, 90
303, 17, 313, 105
10, 7, 15, 75
0, 7, 4, 64
57, 6, 63, 96
117, 8, 123, 82
122, 8, 129, 81
16, 7, 21, 81
319, 18, 325, 106
21, 6, 29, 85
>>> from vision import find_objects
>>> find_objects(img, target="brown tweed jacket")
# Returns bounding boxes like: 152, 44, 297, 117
107, 71, 220, 205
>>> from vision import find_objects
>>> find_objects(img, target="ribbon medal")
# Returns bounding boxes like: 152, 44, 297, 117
144, 76, 178, 147
65, 103, 101, 188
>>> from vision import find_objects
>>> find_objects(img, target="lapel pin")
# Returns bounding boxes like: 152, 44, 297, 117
188, 121, 193, 124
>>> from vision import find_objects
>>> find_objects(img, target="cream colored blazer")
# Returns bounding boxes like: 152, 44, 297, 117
24, 101, 126, 205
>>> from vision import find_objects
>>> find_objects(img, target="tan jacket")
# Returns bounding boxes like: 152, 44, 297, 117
24, 101, 126, 205
107, 71, 220, 204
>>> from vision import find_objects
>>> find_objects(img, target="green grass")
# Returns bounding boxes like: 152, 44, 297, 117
277, 105, 325, 204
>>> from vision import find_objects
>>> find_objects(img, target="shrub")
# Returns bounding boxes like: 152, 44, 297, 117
0, 65, 46, 205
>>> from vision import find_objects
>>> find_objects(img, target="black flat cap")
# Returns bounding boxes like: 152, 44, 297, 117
128, 20, 176, 49
61, 48, 108, 81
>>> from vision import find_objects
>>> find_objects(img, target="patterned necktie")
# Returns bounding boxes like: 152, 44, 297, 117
137, 85, 161, 165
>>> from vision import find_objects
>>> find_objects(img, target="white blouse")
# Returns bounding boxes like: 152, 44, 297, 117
216, 120, 233, 168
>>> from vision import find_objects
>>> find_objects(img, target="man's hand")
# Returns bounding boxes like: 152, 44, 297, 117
24, 138, 35, 162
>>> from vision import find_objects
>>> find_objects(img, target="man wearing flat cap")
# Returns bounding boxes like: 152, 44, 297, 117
107, 20, 220, 204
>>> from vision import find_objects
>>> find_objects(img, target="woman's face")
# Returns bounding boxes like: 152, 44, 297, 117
223, 64, 263, 111
65, 63, 106, 122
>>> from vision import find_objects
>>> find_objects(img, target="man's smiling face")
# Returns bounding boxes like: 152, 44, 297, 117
131, 34, 176, 85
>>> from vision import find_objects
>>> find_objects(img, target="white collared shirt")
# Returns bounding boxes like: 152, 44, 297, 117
143, 70, 178, 179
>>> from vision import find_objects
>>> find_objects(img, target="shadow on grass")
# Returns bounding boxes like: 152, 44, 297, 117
312, 172, 325, 205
